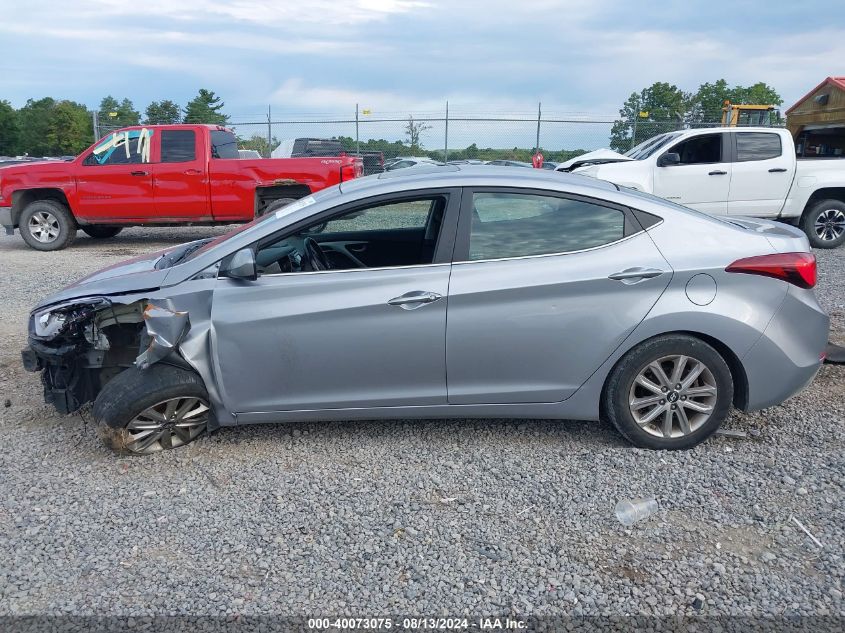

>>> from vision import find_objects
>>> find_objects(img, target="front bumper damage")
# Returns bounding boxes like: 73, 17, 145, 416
22, 297, 191, 415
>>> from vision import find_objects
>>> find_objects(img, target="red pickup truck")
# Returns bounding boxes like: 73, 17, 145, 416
0, 124, 362, 250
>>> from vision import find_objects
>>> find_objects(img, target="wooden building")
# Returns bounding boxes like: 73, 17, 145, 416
786, 76, 845, 157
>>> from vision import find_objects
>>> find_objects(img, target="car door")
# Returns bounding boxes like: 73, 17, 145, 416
210, 189, 460, 414
446, 188, 671, 404
653, 132, 731, 214
152, 128, 210, 220
727, 131, 793, 216
74, 129, 154, 221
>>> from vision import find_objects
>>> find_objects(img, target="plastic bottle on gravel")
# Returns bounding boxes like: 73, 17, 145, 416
615, 497, 658, 526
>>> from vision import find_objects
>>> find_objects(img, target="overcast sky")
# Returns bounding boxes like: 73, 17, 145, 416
1, 0, 842, 122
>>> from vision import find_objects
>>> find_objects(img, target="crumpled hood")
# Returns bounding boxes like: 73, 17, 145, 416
556, 148, 633, 172
33, 248, 172, 310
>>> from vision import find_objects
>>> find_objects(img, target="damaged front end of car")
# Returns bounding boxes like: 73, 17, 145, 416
22, 296, 191, 415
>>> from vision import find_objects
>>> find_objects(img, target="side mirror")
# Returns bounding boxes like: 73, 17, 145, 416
657, 152, 680, 167
221, 248, 257, 280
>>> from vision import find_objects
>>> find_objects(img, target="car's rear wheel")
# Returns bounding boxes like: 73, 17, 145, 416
603, 334, 733, 449
94, 364, 210, 455
81, 225, 123, 239
260, 197, 297, 217
802, 199, 845, 249
19, 200, 77, 251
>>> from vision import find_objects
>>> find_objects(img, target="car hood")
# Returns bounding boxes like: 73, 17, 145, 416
556, 148, 633, 172
34, 248, 172, 310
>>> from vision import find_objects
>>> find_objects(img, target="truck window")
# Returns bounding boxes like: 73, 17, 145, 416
161, 130, 196, 163
84, 130, 150, 166
736, 133, 782, 162
210, 130, 240, 159
668, 134, 722, 165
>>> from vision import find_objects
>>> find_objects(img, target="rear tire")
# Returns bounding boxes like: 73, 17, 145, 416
802, 199, 845, 249
94, 364, 210, 456
81, 225, 123, 239
260, 197, 297, 217
602, 334, 733, 450
19, 200, 77, 251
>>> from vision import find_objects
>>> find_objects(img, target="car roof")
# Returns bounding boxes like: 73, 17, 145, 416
340, 164, 619, 196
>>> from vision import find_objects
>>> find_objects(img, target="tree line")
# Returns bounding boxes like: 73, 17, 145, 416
0, 89, 229, 157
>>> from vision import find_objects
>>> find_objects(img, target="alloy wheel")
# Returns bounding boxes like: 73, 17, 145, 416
28, 210, 60, 243
628, 354, 718, 439
123, 397, 209, 454
814, 208, 845, 242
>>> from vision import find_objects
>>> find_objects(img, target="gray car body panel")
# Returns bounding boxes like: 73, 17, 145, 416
26, 167, 829, 429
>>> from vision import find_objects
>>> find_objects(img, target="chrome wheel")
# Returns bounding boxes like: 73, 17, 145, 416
28, 210, 60, 243
814, 208, 845, 242
123, 397, 209, 454
628, 355, 717, 439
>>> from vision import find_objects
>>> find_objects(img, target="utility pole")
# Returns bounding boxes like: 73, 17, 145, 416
444, 101, 449, 163
535, 102, 542, 151
92, 110, 100, 141
355, 103, 360, 155
266, 105, 272, 158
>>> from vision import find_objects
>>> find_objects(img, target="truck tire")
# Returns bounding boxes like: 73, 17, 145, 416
802, 199, 845, 249
94, 364, 211, 456
260, 197, 297, 217
81, 225, 123, 239
19, 200, 77, 251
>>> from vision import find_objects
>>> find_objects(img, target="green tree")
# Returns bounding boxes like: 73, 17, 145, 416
144, 100, 182, 125
0, 100, 19, 155
183, 89, 229, 125
98, 95, 140, 129
404, 116, 432, 152
238, 134, 279, 157
17, 97, 57, 155
686, 79, 782, 124
17, 98, 92, 155
609, 82, 690, 152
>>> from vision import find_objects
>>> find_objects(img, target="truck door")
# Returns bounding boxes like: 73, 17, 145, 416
653, 132, 731, 215
727, 131, 793, 217
74, 130, 154, 221
152, 129, 210, 220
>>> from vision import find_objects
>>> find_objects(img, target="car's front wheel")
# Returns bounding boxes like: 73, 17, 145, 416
19, 200, 77, 251
603, 335, 733, 449
94, 364, 210, 455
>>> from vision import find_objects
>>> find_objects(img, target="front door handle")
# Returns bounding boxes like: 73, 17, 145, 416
184, 168, 202, 175
608, 267, 664, 283
708, 170, 727, 176
768, 167, 788, 173
387, 291, 443, 309
130, 170, 149, 176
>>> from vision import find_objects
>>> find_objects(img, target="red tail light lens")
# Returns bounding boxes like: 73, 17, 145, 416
726, 252, 816, 289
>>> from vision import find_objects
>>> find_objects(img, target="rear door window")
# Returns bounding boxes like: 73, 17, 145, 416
466, 192, 628, 261
210, 130, 240, 159
736, 133, 782, 161
161, 130, 196, 163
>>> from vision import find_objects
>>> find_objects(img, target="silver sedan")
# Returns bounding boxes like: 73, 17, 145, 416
23, 167, 829, 454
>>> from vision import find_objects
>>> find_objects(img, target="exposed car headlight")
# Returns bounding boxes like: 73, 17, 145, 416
32, 297, 107, 339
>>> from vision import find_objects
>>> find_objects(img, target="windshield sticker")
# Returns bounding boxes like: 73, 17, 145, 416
275, 195, 316, 219
92, 129, 154, 164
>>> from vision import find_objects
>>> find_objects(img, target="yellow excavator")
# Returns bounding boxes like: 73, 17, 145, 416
721, 100, 777, 126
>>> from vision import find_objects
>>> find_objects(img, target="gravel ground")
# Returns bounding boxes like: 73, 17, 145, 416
0, 227, 843, 621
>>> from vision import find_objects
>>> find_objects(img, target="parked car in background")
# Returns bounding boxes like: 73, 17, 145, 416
541, 161, 559, 170
556, 127, 845, 248
385, 157, 443, 170
0, 124, 362, 251
271, 137, 384, 176
238, 149, 262, 159
22, 167, 827, 455
486, 159, 532, 167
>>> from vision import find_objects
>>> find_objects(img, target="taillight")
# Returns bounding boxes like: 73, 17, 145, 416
725, 252, 816, 289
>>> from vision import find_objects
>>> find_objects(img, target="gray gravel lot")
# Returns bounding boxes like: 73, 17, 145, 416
0, 227, 843, 619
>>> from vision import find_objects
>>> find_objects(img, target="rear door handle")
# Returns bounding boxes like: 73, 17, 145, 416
387, 291, 443, 309
184, 168, 202, 175
708, 170, 727, 176
130, 170, 149, 176
608, 267, 664, 282
768, 167, 788, 173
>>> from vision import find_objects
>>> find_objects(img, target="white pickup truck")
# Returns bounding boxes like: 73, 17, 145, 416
556, 127, 845, 248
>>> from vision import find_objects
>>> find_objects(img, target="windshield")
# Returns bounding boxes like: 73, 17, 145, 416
624, 132, 682, 160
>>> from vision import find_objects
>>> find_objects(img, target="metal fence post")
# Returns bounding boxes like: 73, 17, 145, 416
535, 102, 541, 151
266, 105, 272, 157
92, 110, 100, 141
444, 101, 449, 163
355, 103, 360, 155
